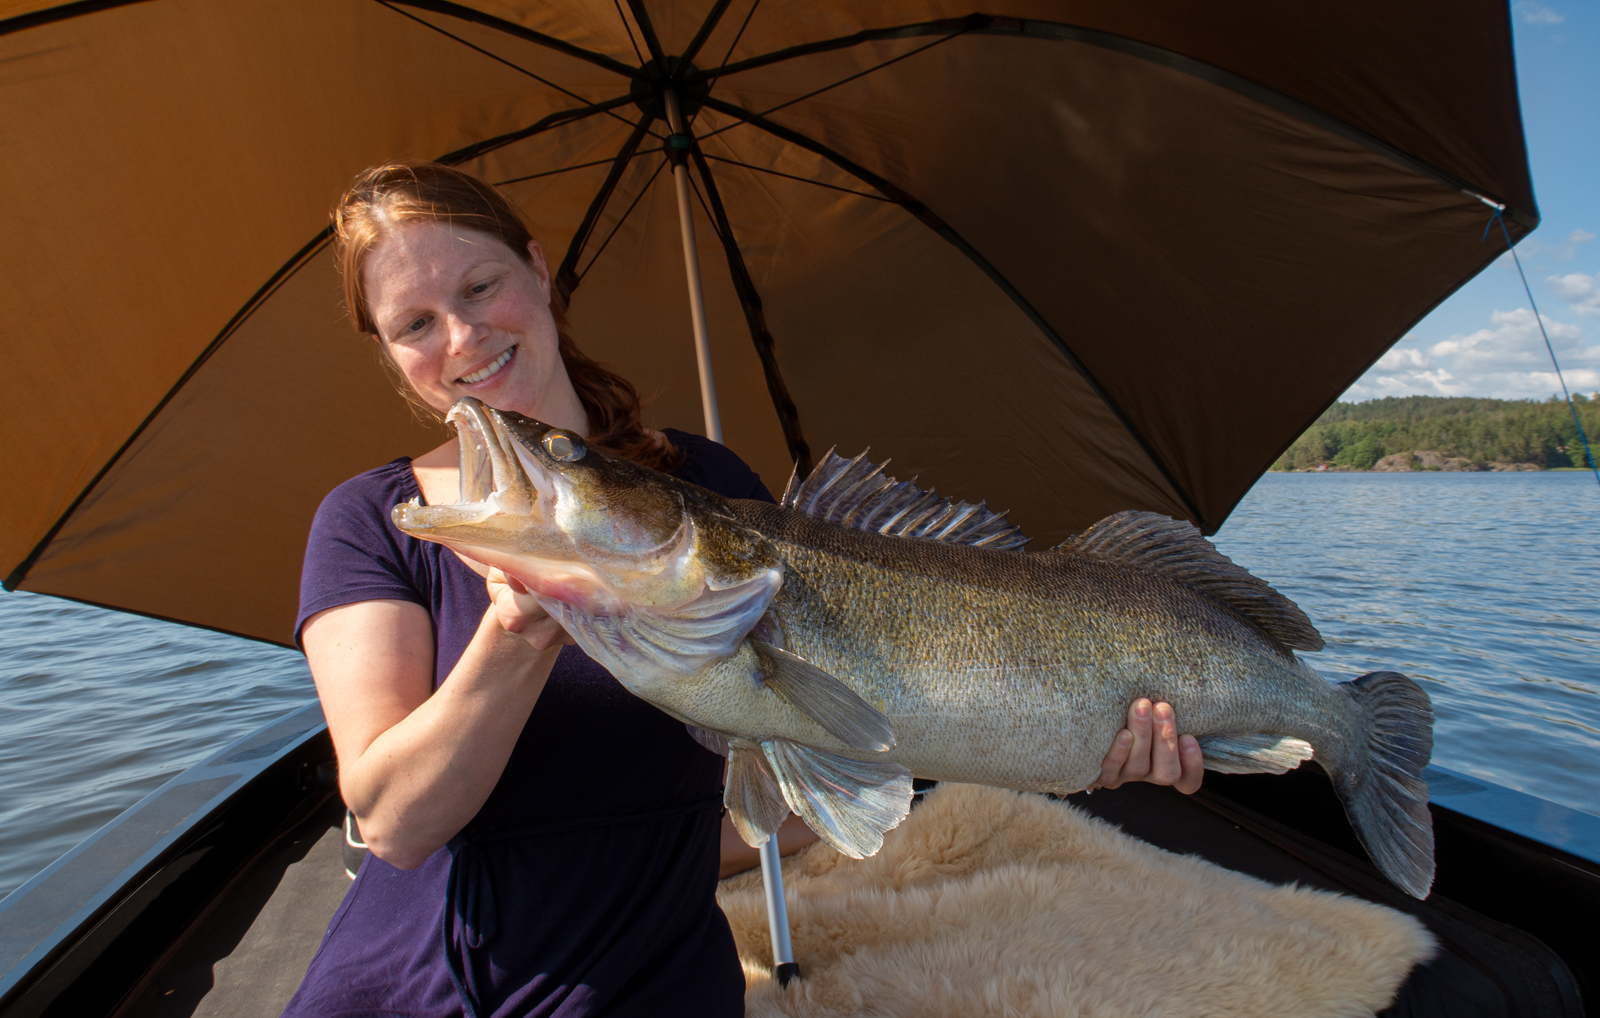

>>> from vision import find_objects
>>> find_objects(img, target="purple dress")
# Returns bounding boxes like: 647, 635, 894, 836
284, 431, 771, 1018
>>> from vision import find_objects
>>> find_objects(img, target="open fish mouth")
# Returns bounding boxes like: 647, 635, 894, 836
391, 398, 743, 611
442, 397, 556, 520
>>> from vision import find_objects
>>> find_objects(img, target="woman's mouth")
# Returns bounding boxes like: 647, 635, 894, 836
459, 346, 515, 385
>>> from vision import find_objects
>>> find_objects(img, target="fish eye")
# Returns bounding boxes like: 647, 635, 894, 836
543, 433, 585, 462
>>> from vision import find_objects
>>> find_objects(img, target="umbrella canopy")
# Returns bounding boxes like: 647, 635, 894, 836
1, 0, 1535, 646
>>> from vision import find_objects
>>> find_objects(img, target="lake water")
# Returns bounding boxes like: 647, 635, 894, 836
1, 470, 1596, 899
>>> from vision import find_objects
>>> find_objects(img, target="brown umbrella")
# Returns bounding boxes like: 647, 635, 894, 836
1, 0, 1534, 650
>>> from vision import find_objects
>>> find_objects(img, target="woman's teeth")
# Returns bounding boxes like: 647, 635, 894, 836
460, 347, 513, 384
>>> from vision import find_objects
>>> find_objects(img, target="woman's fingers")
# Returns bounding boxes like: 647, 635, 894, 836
486, 569, 573, 650
1090, 729, 1134, 790
1122, 698, 1154, 780
1148, 701, 1183, 784
1175, 734, 1205, 795
1091, 700, 1205, 795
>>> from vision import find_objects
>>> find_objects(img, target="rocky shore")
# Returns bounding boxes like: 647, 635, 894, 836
1295, 451, 1543, 472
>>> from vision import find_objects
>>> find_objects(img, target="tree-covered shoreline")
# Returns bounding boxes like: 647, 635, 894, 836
1271, 394, 1600, 472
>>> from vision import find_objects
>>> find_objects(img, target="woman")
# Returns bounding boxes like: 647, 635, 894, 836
288, 161, 1203, 1018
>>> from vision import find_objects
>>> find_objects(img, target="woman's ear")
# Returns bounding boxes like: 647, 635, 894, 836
525, 239, 552, 299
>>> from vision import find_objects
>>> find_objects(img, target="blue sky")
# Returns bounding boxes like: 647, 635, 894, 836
1343, 1, 1600, 402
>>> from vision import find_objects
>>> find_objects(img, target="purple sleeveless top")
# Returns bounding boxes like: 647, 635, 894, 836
284, 431, 772, 1018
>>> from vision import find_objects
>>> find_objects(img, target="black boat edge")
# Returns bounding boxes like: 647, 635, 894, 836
0, 703, 1595, 1016
0, 703, 336, 1018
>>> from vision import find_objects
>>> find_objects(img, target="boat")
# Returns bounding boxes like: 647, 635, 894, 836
0, 700, 1594, 1016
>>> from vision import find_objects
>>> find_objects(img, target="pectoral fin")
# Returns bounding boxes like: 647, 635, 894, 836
726, 740, 791, 847
1199, 733, 1315, 774
761, 738, 913, 859
751, 639, 895, 753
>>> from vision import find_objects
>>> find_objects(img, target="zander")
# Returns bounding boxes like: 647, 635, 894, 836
393, 398, 1436, 898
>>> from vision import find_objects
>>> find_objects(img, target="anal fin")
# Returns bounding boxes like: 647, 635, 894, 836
752, 639, 895, 753
726, 741, 791, 847
761, 738, 913, 859
1198, 733, 1315, 774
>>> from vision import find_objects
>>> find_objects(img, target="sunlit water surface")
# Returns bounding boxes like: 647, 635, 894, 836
0, 470, 1595, 898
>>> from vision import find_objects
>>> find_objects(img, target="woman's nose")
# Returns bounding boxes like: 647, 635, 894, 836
445, 313, 487, 354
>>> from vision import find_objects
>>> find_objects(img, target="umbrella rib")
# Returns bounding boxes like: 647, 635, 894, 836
3, 227, 336, 593
688, 0, 761, 131
696, 29, 969, 145
375, 1, 651, 138
577, 158, 670, 284
688, 143, 814, 475
556, 116, 659, 298
697, 153, 891, 202
624, 0, 668, 67
384, 0, 637, 76
612, 0, 645, 66
496, 149, 664, 188
682, 0, 735, 64
702, 16, 979, 80
436, 93, 641, 166
699, 95, 1208, 528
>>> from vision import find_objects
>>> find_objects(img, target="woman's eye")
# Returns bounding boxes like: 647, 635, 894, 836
469, 280, 492, 296
406, 316, 429, 333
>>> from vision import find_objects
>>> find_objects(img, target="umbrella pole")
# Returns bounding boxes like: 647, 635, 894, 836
663, 89, 723, 443
665, 87, 798, 986
759, 834, 800, 987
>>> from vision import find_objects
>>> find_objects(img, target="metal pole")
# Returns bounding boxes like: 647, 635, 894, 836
662, 89, 723, 444
665, 88, 797, 983
759, 834, 800, 986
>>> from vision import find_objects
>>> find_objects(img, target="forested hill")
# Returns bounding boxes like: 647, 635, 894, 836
1271, 394, 1600, 471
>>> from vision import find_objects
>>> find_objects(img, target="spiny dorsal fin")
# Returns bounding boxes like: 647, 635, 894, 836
1054, 511, 1324, 652
781, 447, 1029, 550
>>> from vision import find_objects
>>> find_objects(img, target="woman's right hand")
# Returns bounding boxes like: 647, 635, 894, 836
485, 568, 572, 651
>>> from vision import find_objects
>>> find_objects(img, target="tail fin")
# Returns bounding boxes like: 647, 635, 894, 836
1330, 671, 1435, 898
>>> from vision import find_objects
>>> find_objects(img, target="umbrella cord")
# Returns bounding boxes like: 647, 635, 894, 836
1483, 205, 1600, 487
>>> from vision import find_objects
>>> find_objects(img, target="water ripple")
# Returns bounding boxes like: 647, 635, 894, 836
1213, 471, 1599, 817
0, 592, 314, 898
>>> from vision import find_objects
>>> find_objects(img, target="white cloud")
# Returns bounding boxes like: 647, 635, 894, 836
1549, 271, 1600, 317
1346, 308, 1599, 401
1515, 1, 1565, 23
1520, 228, 1595, 262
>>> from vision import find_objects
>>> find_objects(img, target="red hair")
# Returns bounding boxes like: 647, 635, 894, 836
333, 161, 682, 472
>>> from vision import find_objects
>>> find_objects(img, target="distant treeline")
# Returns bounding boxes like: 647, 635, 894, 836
1272, 394, 1600, 471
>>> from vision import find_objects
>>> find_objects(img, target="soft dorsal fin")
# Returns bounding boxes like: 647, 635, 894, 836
1054, 511, 1324, 652
781, 448, 1029, 550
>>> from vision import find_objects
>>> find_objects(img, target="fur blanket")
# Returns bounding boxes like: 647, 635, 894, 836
717, 784, 1434, 1017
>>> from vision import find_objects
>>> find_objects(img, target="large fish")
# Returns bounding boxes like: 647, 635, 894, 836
393, 398, 1436, 898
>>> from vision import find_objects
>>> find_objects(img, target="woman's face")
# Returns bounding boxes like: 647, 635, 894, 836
363, 220, 584, 431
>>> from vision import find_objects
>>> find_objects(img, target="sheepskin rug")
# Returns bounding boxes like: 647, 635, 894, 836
717, 784, 1435, 1017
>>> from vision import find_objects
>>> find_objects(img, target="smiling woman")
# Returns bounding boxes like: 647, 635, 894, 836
288, 161, 1201, 1018
335, 162, 682, 471
291, 161, 767, 1018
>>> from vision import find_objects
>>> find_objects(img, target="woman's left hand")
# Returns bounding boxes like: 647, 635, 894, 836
1089, 698, 1204, 794
485, 568, 573, 652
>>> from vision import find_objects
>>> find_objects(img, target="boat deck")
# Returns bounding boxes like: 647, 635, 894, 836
110, 782, 1581, 1018
114, 799, 345, 1018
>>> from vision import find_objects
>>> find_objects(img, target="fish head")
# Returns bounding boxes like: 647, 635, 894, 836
392, 397, 780, 622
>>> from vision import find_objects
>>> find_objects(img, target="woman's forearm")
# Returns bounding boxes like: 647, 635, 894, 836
339, 608, 560, 868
